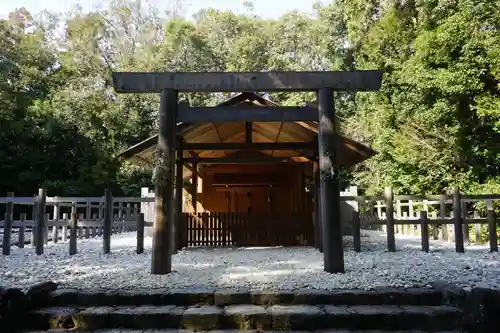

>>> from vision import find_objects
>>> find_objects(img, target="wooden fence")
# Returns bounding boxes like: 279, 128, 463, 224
347, 186, 499, 253
1, 186, 500, 255
0, 189, 152, 255
181, 212, 313, 247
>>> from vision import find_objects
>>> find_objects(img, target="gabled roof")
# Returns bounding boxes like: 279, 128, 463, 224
119, 92, 376, 179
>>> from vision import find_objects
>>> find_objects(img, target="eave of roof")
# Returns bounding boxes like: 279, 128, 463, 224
118, 92, 377, 167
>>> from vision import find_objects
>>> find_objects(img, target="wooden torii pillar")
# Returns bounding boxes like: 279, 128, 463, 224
112, 71, 382, 274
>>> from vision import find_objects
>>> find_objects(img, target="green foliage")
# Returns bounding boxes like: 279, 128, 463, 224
1, 0, 499, 200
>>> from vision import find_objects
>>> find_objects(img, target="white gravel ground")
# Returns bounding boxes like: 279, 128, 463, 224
1, 230, 499, 292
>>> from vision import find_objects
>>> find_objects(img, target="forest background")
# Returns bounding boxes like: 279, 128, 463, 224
1, 0, 499, 198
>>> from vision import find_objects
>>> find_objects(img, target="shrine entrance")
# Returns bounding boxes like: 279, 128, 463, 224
112, 71, 382, 274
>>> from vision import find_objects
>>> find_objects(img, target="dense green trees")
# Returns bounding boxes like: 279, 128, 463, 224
1, 0, 499, 197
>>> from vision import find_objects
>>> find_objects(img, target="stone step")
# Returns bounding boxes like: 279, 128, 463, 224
47, 287, 444, 307
28, 304, 464, 332
21, 328, 465, 333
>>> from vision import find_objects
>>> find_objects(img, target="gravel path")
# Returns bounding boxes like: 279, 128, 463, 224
1, 231, 499, 291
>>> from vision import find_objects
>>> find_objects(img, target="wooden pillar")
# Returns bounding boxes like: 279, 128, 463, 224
173, 137, 184, 254
245, 122, 252, 145
151, 89, 177, 274
313, 162, 322, 251
103, 189, 112, 253
317, 87, 344, 273
35, 188, 47, 255
192, 163, 198, 213
453, 186, 465, 253
385, 187, 396, 252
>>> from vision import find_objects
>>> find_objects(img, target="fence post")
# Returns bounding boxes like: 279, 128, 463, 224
452, 186, 465, 253
461, 200, 469, 244
103, 189, 112, 254
61, 213, 68, 242
2, 192, 14, 255
44, 213, 49, 244
137, 213, 145, 254
473, 211, 481, 243
86, 202, 91, 221
69, 203, 77, 255
78, 214, 84, 239
420, 211, 429, 252
439, 194, 448, 241
352, 211, 361, 252
91, 215, 98, 237
384, 187, 396, 252
35, 188, 47, 255
53, 199, 59, 244
52, 219, 59, 244
487, 200, 497, 252
18, 213, 26, 248
31, 198, 37, 247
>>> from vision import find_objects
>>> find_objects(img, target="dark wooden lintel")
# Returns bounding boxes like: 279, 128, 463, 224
183, 156, 309, 164
182, 142, 315, 150
177, 106, 318, 122
112, 70, 383, 93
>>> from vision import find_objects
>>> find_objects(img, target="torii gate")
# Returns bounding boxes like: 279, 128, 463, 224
111, 71, 383, 274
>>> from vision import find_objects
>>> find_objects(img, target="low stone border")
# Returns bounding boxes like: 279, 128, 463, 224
430, 281, 500, 333
47, 286, 444, 307
10, 281, 500, 332
29, 303, 463, 331
0, 281, 58, 332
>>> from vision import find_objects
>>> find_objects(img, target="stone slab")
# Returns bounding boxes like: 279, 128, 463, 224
48, 289, 79, 305
251, 291, 295, 305
94, 330, 145, 333
46, 287, 445, 307
72, 306, 115, 330
166, 288, 216, 305
28, 306, 81, 330
20, 329, 466, 333
373, 287, 442, 305
268, 305, 325, 330
214, 289, 251, 306
224, 305, 270, 329
181, 305, 223, 330
28, 303, 464, 332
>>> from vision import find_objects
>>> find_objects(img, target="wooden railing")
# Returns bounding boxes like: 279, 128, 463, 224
344, 186, 499, 253
2, 185, 500, 255
0, 189, 153, 255
181, 212, 313, 247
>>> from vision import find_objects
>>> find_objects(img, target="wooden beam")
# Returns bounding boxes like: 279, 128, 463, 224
183, 156, 309, 164
213, 123, 226, 156
213, 173, 287, 185
182, 142, 315, 150
296, 121, 318, 133
112, 70, 383, 93
271, 122, 284, 157
152, 89, 177, 275
177, 106, 318, 123
318, 87, 344, 274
